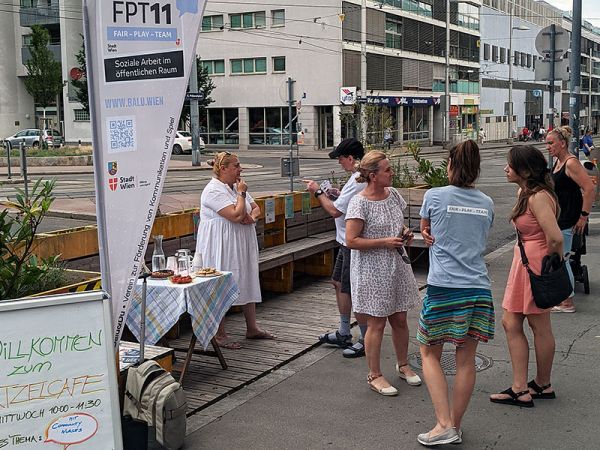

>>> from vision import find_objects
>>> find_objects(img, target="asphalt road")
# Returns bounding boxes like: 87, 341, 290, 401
3, 145, 520, 252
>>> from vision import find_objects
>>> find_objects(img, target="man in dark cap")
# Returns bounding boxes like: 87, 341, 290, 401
303, 138, 368, 358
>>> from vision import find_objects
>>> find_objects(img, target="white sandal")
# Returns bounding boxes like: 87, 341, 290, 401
396, 363, 422, 386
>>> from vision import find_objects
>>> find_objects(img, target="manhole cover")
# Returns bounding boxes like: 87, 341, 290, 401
408, 350, 493, 375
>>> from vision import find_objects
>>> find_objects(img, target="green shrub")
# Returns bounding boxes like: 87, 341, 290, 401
0, 179, 65, 299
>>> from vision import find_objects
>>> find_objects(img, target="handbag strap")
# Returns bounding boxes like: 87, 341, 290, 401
516, 229, 530, 268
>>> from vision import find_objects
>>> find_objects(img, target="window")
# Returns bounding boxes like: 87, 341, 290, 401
231, 57, 267, 74
249, 107, 298, 145
201, 60, 225, 75
526, 54, 531, 68
385, 14, 402, 50
483, 43, 490, 60
74, 109, 90, 121
500, 47, 506, 63
272, 56, 286, 72
230, 11, 266, 29
199, 108, 239, 144
271, 9, 285, 26
513, 50, 519, 66
201, 15, 223, 31
492, 45, 498, 62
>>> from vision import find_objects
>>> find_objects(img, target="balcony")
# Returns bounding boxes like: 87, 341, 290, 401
21, 44, 61, 66
20, 3, 60, 27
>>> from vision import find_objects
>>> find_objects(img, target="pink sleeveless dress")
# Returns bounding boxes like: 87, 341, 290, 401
503, 204, 552, 315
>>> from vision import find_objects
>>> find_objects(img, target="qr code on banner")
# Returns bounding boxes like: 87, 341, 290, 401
106, 116, 137, 153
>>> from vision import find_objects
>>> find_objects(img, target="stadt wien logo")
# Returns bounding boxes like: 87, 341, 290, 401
108, 178, 118, 191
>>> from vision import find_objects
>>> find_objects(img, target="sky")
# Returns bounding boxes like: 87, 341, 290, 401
542, 0, 600, 28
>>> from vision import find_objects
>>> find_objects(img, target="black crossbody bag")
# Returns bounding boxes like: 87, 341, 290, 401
516, 230, 572, 309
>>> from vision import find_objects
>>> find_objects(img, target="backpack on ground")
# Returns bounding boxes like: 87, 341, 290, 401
123, 360, 187, 450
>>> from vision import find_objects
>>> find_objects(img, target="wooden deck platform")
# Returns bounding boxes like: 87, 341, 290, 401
168, 271, 427, 417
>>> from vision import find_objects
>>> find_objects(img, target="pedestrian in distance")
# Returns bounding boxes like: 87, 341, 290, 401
383, 127, 393, 150
345, 151, 422, 396
581, 129, 595, 159
192, 152, 275, 349
546, 126, 595, 313
477, 127, 486, 145
303, 138, 369, 358
490, 145, 563, 408
416, 140, 495, 446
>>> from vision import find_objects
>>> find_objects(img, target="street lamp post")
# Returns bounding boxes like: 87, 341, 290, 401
507, 5, 529, 144
444, 0, 450, 148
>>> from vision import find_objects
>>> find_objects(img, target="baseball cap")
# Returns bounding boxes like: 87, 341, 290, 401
328, 138, 365, 159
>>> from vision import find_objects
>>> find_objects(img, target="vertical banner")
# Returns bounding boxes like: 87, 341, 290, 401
83, 0, 206, 346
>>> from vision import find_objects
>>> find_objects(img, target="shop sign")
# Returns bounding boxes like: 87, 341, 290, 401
366, 96, 439, 106
480, 109, 494, 115
340, 87, 357, 105
461, 106, 478, 114
449, 105, 459, 117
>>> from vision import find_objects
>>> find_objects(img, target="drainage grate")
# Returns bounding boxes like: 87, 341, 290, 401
408, 350, 493, 376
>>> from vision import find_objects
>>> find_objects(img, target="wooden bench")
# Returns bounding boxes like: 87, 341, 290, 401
257, 229, 428, 293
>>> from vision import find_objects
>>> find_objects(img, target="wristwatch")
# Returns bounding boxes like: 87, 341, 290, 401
581, 210, 589, 217
314, 189, 324, 198
239, 191, 247, 198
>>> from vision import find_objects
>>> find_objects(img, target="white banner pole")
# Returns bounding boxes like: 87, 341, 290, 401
84, 0, 206, 347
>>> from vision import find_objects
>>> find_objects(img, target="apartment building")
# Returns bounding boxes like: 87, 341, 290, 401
0, 0, 88, 143
480, 0, 600, 140
197, 0, 482, 150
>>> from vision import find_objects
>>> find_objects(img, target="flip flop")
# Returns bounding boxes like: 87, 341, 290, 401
215, 340, 242, 350
246, 330, 276, 340
490, 387, 534, 408
528, 380, 556, 399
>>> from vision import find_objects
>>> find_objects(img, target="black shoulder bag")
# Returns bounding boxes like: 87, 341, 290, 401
516, 230, 572, 309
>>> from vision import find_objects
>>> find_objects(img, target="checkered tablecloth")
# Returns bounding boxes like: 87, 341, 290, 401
126, 272, 239, 350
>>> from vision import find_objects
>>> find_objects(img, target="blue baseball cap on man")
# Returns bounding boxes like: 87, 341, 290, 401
328, 138, 365, 160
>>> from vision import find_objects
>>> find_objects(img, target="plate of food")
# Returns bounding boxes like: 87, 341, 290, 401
195, 267, 222, 277
150, 269, 174, 280
169, 274, 193, 284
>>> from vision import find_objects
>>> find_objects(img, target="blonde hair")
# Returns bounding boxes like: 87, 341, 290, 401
356, 151, 387, 183
549, 125, 572, 146
208, 151, 238, 176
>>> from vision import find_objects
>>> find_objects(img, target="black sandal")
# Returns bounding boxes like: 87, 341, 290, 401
528, 380, 556, 399
490, 387, 534, 408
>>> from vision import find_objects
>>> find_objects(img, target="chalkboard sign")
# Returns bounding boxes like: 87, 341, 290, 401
0, 291, 123, 449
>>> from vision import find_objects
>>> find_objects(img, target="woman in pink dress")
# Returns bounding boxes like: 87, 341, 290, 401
490, 145, 563, 407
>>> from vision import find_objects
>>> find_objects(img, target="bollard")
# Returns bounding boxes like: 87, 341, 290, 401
19, 141, 28, 201
78, 139, 82, 148
5, 140, 12, 179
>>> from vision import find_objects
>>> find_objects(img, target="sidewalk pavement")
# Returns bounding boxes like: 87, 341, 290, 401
183, 213, 600, 450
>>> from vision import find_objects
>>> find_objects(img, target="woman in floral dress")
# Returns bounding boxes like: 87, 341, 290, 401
346, 151, 422, 396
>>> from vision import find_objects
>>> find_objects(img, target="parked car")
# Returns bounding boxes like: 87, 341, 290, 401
172, 130, 205, 155
3, 128, 63, 148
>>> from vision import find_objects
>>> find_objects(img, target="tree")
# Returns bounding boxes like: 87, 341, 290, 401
23, 25, 65, 123
71, 36, 89, 112
179, 56, 216, 129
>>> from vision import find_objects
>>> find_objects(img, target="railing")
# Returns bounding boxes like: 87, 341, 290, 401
20, 4, 60, 27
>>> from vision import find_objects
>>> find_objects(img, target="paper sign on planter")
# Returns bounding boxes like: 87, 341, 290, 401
285, 194, 294, 219
265, 198, 275, 224
83, 0, 207, 346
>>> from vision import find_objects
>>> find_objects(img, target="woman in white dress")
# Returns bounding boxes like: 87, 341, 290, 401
192, 152, 275, 349
346, 151, 422, 396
